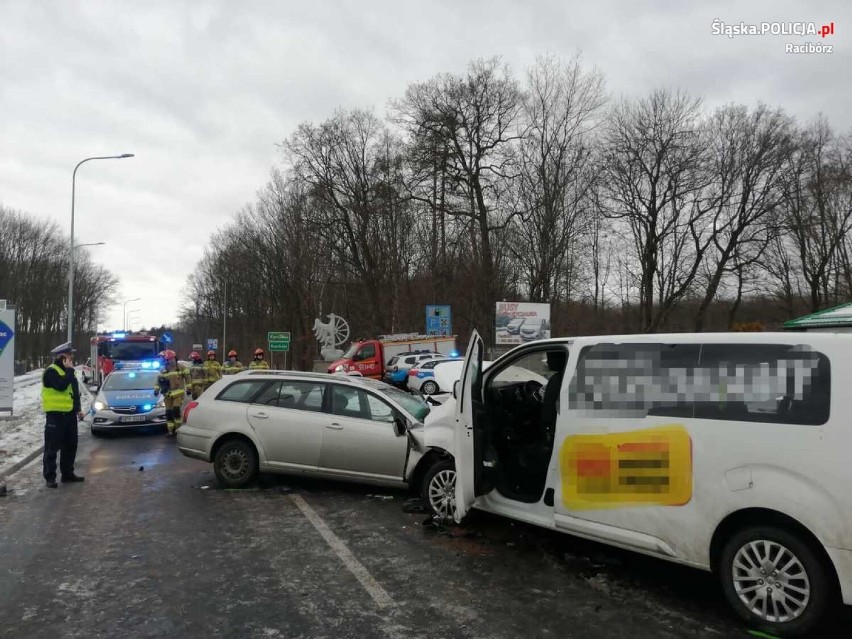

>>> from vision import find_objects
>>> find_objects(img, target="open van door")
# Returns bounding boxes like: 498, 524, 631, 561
453, 329, 485, 522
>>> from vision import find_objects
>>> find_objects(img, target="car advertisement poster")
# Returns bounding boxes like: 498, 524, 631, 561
0, 305, 15, 415
495, 302, 551, 345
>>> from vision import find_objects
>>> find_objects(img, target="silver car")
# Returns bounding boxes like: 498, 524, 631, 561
90, 369, 168, 435
176, 370, 459, 518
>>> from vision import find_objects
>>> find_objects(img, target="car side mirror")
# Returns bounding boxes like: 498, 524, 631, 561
392, 416, 408, 437
453, 380, 460, 399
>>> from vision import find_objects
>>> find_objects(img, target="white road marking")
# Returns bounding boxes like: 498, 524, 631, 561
290, 494, 393, 608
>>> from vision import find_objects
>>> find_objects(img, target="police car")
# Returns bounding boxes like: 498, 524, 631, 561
89, 369, 168, 435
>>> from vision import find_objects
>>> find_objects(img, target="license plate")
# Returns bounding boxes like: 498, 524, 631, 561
121, 415, 146, 423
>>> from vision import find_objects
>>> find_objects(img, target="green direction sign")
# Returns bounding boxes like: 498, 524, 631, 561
268, 340, 290, 352
268, 331, 290, 341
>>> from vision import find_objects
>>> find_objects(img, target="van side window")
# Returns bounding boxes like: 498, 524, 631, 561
695, 344, 830, 426
568, 343, 700, 418
569, 342, 831, 426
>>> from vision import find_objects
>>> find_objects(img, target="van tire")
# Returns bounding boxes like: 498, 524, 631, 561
719, 525, 834, 637
213, 439, 258, 488
421, 459, 456, 520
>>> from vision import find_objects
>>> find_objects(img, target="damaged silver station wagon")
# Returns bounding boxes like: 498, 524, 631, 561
176, 370, 458, 518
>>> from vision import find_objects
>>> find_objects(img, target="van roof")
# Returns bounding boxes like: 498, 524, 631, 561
527, 331, 852, 348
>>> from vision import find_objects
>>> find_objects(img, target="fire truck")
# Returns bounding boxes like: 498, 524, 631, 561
87, 332, 161, 387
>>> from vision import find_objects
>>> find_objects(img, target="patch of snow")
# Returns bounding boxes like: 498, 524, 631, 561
0, 369, 92, 476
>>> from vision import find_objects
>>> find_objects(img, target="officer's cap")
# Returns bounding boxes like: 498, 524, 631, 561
50, 342, 76, 357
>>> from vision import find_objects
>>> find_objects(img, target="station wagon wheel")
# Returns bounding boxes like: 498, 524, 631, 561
421, 459, 456, 520
719, 525, 834, 637
421, 380, 439, 395
213, 439, 258, 488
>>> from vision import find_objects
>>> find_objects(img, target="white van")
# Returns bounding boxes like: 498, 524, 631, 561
453, 331, 851, 637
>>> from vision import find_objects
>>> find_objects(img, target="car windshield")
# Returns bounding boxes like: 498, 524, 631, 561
356, 378, 431, 421
107, 341, 159, 360
103, 371, 159, 391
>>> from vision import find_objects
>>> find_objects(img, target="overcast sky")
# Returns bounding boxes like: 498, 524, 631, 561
1, 0, 848, 335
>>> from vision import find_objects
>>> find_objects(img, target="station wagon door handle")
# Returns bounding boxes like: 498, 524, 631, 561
252, 411, 269, 419
327, 422, 343, 430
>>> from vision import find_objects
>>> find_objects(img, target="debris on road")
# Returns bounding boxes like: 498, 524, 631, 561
138, 466, 144, 472
0, 483, 6, 497
366, 494, 394, 500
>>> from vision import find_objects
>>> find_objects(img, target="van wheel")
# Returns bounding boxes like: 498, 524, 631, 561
719, 525, 834, 637
213, 439, 258, 488
421, 459, 456, 520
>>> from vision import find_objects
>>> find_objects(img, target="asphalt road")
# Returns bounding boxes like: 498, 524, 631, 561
0, 429, 849, 638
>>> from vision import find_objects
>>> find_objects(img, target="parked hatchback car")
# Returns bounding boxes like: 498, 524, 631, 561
89, 369, 167, 435
176, 370, 461, 518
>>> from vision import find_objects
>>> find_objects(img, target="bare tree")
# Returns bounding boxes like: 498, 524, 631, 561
393, 57, 523, 344
599, 89, 712, 332
692, 104, 795, 330
510, 54, 606, 303
764, 118, 852, 313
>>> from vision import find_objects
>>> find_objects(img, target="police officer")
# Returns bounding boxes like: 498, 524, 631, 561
42, 342, 85, 488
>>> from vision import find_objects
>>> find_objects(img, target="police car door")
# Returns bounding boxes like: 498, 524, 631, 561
453, 329, 487, 522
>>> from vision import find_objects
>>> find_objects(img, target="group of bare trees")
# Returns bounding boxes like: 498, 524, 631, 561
0, 205, 119, 369
180, 55, 852, 364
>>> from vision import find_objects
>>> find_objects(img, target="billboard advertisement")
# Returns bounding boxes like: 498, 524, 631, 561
495, 302, 551, 345
0, 305, 15, 415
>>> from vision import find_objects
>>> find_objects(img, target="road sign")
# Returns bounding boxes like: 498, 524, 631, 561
192, 343, 203, 351
268, 331, 290, 342
268, 340, 290, 352
426, 305, 452, 336
160, 331, 174, 345
207, 338, 218, 351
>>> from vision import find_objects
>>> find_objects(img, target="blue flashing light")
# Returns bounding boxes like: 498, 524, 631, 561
112, 332, 127, 339
142, 404, 153, 412
450, 350, 459, 357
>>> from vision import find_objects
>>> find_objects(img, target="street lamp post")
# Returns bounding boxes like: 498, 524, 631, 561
126, 309, 141, 332
68, 154, 134, 344
122, 297, 141, 331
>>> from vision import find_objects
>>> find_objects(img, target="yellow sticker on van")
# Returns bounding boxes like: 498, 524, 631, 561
560, 425, 692, 510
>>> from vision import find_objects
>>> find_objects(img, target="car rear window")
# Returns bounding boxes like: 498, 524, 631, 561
216, 380, 269, 404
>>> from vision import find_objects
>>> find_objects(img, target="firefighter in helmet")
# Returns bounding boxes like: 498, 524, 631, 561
249, 347, 269, 370
156, 349, 191, 436
187, 351, 206, 399
222, 349, 244, 375
203, 349, 222, 391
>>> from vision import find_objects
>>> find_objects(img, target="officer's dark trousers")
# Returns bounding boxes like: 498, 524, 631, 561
43, 413, 78, 481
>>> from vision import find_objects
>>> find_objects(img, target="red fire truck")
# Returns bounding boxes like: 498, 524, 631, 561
87, 332, 161, 387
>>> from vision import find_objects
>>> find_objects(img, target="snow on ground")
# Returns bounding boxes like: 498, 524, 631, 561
0, 369, 92, 476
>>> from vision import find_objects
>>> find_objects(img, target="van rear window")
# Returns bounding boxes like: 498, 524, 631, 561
569, 343, 830, 426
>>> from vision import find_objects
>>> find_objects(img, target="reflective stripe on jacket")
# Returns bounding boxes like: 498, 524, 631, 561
204, 360, 222, 384
249, 360, 269, 370
42, 364, 74, 412
157, 367, 190, 397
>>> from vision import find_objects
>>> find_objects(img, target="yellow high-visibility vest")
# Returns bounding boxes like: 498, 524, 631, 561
41, 364, 74, 412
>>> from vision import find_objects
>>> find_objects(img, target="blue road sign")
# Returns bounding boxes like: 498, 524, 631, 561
207, 338, 218, 351
426, 305, 452, 336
